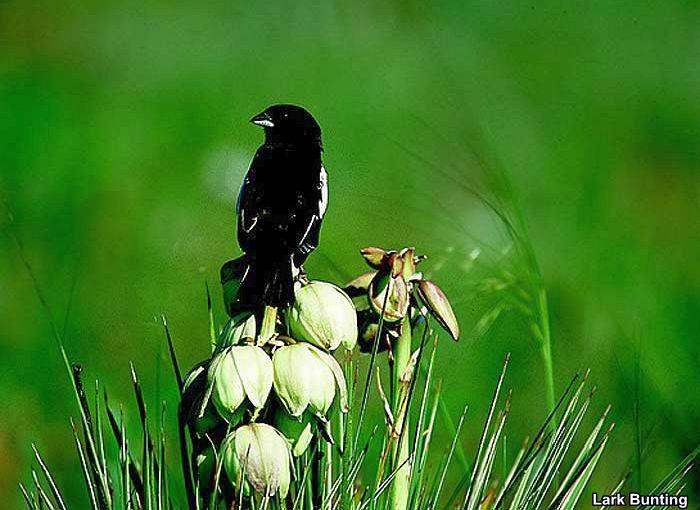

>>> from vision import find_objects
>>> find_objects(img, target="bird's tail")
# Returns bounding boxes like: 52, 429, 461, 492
221, 254, 295, 317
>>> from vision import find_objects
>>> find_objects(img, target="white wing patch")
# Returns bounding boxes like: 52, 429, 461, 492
240, 208, 258, 233
299, 217, 315, 246
319, 166, 328, 217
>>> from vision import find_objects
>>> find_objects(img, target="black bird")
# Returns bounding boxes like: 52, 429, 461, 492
227, 104, 328, 313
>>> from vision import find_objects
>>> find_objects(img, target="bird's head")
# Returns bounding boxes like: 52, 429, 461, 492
250, 104, 322, 149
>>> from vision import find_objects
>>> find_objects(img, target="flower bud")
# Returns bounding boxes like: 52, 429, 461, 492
360, 247, 389, 269
417, 279, 460, 341
387, 251, 404, 278
344, 271, 376, 298
368, 271, 409, 322
286, 281, 358, 351
399, 247, 416, 280
223, 423, 291, 499
182, 362, 223, 433
272, 343, 348, 419
209, 345, 273, 420
273, 408, 313, 457
219, 314, 256, 347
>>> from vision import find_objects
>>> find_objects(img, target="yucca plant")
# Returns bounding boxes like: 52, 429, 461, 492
19, 246, 697, 510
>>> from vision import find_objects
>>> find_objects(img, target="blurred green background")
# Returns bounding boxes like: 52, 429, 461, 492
1, 0, 698, 506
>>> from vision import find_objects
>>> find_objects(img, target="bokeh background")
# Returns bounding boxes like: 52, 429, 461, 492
1, 1, 698, 506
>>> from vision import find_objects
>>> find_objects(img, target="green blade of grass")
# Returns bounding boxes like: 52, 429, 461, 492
71, 418, 100, 510
461, 354, 510, 509
554, 428, 612, 510
31, 444, 68, 510
162, 315, 184, 393
19, 483, 38, 510
105, 394, 145, 502
429, 404, 469, 510
645, 445, 698, 499
352, 283, 392, 455
31, 469, 57, 510
548, 405, 610, 507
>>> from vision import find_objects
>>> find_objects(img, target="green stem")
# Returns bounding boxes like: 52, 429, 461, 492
325, 440, 333, 504
390, 316, 411, 510
258, 306, 277, 345
538, 289, 556, 419
341, 354, 354, 510
312, 436, 322, 509
305, 456, 313, 510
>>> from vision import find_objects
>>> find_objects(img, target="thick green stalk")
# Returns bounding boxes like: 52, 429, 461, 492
341, 353, 354, 510
390, 316, 412, 510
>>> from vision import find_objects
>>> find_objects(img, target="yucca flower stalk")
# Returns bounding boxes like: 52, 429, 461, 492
346, 246, 460, 510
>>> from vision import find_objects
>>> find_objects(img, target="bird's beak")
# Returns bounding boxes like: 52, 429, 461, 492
250, 111, 274, 128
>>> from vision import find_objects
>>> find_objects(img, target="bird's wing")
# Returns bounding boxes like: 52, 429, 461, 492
298, 165, 328, 245
293, 165, 328, 266
294, 214, 321, 266
237, 154, 265, 250
237, 175, 258, 232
